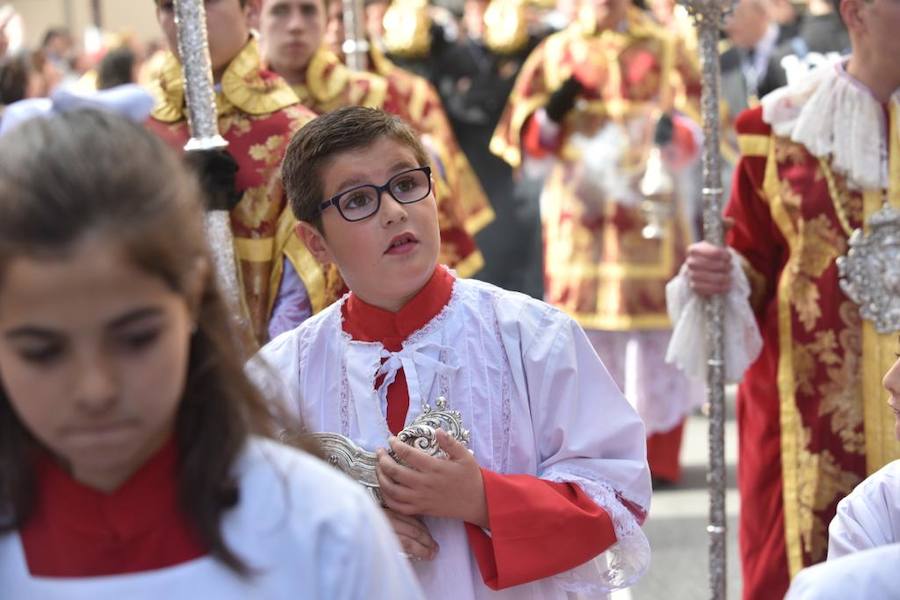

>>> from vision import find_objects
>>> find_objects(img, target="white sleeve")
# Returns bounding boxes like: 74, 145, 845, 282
246, 330, 304, 424
827, 463, 900, 559
787, 544, 900, 600
326, 489, 426, 600
502, 301, 652, 595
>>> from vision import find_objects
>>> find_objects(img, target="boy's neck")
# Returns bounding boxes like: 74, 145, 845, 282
353, 279, 432, 313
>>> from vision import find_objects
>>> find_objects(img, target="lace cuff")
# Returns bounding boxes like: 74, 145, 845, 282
665, 247, 763, 383
542, 469, 651, 597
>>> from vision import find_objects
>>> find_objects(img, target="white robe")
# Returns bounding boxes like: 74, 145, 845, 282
251, 276, 652, 599
828, 459, 900, 559
786, 543, 900, 600
0, 438, 424, 600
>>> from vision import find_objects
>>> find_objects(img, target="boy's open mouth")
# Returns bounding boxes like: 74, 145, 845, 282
385, 232, 419, 254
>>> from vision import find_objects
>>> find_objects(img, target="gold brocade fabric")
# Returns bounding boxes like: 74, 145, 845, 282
368, 45, 496, 240
146, 39, 316, 346
491, 10, 701, 330
148, 38, 299, 122
727, 109, 900, 579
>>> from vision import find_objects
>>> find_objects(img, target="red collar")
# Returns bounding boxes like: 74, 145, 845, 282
28, 437, 184, 540
342, 266, 455, 351
20, 434, 206, 577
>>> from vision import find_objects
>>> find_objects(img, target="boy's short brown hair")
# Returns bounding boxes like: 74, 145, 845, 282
281, 106, 430, 230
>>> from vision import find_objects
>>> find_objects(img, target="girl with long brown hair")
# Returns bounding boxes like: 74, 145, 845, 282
0, 109, 422, 599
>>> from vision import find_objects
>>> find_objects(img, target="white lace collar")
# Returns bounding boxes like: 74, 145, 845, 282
761, 61, 900, 190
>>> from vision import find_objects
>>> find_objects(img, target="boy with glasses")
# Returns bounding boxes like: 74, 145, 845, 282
253, 106, 652, 598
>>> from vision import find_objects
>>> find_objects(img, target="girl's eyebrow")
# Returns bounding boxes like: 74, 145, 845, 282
4, 326, 61, 341
3, 307, 164, 340
107, 307, 165, 329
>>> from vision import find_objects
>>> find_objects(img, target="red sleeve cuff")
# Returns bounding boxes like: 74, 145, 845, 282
465, 468, 617, 590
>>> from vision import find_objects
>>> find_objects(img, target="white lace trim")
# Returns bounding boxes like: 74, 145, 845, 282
543, 466, 651, 595
761, 61, 900, 190
665, 247, 763, 384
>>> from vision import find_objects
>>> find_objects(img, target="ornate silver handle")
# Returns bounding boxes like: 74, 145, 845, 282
309, 396, 470, 504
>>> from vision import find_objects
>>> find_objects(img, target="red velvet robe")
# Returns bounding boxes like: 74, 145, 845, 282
726, 105, 888, 598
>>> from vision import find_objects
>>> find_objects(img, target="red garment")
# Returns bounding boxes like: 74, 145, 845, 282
464, 472, 616, 590
647, 419, 685, 483
521, 113, 560, 159
341, 265, 617, 589
727, 107, 793, 600
723, 105, 877, 599
20, 438, 207, 577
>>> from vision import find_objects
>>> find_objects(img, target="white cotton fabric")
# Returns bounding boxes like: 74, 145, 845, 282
827, 459, 900, 560
664, 248, 763, 384
786, 543, 900, 600
586, 329, 704, 435
250, 277, 652, 599
0, 438, 423, 600
761, 61, 900, 191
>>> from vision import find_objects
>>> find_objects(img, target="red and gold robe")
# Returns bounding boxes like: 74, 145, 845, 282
727, 101, 900, 598
491, 9, 701, 331
146, 39, 316, 345
291, 47, 490, 278
368, 45, 495, 243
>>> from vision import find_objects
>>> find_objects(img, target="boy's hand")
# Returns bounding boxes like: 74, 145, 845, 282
382, 508, 439, 561
376, 430, 489, 529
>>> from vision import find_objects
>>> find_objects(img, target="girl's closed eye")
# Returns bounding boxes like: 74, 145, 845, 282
117, 328, 163, 353
16, 341, 65, 365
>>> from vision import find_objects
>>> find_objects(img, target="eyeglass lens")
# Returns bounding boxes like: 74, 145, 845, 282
337, 169, 430, 221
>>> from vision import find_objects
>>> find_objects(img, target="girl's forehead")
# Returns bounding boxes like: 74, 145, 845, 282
0, 239, 182, 331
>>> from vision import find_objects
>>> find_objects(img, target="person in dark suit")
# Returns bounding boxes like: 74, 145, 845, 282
433, 0, 548, 297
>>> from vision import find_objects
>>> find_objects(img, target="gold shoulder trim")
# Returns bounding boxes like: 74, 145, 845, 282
306, 48, 350, 105
368, 43, 395, 78
738, 133, 770, 158
221, 38, 298, 115
149, 51, 186, 123
352, 71, 389, 109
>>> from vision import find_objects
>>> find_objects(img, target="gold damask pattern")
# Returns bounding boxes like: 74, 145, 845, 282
146, 39, 315, 345
767, 134, 868, 574
491, 9, 700, 330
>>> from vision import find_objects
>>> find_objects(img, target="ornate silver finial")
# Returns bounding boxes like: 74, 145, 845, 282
838, 205, 900, 334
310, 396, 469, 504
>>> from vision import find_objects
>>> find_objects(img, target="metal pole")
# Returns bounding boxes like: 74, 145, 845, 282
676, 1, 734, 598
172, 0, 244, 325
341, 0, 369, 71
90, 0, 102, 29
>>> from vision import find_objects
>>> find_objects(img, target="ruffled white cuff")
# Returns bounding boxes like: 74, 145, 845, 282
542, 468, 651, 598
664, 247, 763, 383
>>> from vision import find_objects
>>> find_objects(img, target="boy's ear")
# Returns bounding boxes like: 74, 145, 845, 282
295, 221, 334, 266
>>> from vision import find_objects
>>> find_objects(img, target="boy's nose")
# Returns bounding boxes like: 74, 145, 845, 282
380, 192, 409, 225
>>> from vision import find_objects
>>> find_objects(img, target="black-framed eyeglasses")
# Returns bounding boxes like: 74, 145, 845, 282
317, 166, 433, 222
